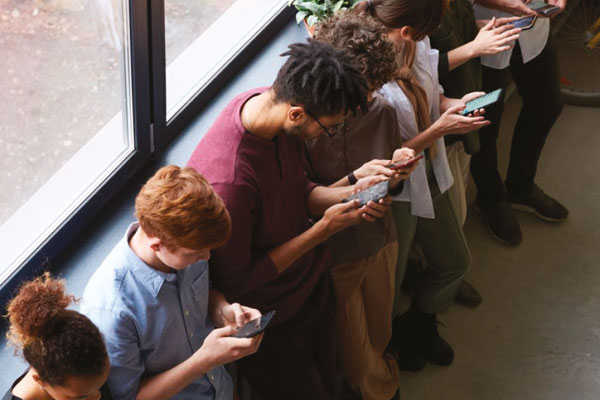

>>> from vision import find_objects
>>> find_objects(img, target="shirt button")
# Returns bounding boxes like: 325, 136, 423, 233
185, 310, 190, 316
210, 375, 215, 381
189, 332, 194, 338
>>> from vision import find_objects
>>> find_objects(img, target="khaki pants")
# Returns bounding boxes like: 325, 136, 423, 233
330, 241, 400, 400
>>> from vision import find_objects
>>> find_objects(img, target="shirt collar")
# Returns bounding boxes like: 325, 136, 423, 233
123, 222, 178, 297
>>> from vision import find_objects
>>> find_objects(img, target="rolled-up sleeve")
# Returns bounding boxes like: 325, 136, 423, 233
85, 308, 143, 400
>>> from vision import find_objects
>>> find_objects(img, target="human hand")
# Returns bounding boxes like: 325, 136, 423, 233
353, 159, 397, 180
194, 326, 263, 370
504, 0, 537, 16
390, 147, 418, 180
545, 0, 567, 17
470, 18, 520, 56
319, 200, 367, 236
221, 303, 262, 329
433, 104, 491, 135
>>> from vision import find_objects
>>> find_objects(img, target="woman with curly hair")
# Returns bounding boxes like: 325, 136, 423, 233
5, 273, 110, 400
307, 10, 417, 400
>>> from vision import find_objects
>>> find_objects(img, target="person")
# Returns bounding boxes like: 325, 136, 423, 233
5, 272, 111, 400
80, 165, 263, 400
357, 0, 489, 371
470, 0, 568, 246
308, 10, 417, 400
188, 39, 390, 400
429, 0, 520, 306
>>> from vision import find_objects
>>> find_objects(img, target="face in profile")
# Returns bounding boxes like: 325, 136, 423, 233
155, 243, 211, 270
284, 107, 346, 141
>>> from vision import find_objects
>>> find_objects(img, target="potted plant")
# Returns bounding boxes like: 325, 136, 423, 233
288, 0, 363, 36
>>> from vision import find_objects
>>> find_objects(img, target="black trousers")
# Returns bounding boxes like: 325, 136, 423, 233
470, 36, 564, 204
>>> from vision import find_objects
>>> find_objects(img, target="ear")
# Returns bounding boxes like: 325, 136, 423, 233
288, 105, 306, 123
148, 236, 162, 252
31, 371, 45, 388
399, 26, 414, 41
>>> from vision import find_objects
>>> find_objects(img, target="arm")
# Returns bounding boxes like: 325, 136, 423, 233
473, 0, 537, 16
137, 326, 261, 400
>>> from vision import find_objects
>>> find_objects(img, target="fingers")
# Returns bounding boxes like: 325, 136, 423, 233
213, 325, 236, 338
228, 303, 246, 327
483, 17, 495, 30
445, 104, 467, 115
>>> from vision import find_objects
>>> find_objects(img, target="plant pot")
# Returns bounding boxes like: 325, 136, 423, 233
303, 18, 316, 37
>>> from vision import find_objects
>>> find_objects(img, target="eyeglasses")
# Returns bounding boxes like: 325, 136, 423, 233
305, 110, 345, 138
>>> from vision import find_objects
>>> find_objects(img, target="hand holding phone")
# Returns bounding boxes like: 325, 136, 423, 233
509, 15, 537, 30
386, 154, 424, 171
461, 89, 504, 116
233, 310, 276, 338
342, 180, 390, 206
528, 1, 561, 16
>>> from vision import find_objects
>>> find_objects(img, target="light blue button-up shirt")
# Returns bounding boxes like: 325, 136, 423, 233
80, 223, 233, 400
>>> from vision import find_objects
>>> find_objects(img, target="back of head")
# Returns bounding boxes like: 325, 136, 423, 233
314, 10, 397, 90
6, 273, 108, 386
356, 0, 445, 40
135, 165, 232, 251
272, 38, 369, 117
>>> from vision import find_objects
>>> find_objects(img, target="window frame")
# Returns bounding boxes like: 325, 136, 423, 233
0, 0, 294, 307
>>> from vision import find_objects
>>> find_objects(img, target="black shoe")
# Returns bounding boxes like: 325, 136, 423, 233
415, 312, 454, 366
508, 183, 569, 222
390, 312, 426, 372
454, 281, 483, 308
475, 198, 522, 246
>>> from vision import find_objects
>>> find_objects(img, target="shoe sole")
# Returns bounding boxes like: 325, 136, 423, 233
510, 203, 567, 222
474, 204, 522, 247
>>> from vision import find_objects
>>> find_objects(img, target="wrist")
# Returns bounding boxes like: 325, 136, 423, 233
313, 217, 332, 242
347, 171, 358, 184
466, 41, 480, 59
191, 347, 215, 376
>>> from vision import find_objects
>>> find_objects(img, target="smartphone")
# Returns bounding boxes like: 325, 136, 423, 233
386, 154, 424, 171
233, 310, 276, 338
342, 180, 389, 206
509, 15, 537, 30
460, 88, 504, 116
528, 1, 561, 16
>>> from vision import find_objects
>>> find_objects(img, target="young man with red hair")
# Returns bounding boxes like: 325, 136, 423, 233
82, 165, 262, 400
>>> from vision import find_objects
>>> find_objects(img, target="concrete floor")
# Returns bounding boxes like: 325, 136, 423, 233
399, 94, 600, 399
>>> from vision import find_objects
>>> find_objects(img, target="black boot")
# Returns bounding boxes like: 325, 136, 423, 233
390, 310, 426, 372
414, 311, 454, 366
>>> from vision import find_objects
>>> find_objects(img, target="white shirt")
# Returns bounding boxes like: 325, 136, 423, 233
473, 4, 550, 69
378, 37, 454, 219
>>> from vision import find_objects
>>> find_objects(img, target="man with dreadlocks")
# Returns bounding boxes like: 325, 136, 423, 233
187, 39, 391, 400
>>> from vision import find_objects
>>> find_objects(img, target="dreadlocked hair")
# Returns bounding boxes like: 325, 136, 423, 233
272, 38, 369, 117
314, 9, 397, 91
6, 272, 108, 385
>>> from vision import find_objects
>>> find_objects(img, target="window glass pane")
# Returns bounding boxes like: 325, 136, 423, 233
0, 0, 134, 283
165, 0, 286, 120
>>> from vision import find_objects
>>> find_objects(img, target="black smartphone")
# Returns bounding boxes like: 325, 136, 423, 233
460, 88, 504, 116
528, 1, 561, 16
510, 15, 537, 30
233, 310, 276, 338
386, 154, 424, 170
342, 180, 389, 206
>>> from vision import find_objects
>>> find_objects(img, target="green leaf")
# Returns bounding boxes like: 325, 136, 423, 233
295, 10, 310, 24
332, 0, 344, 11
297, 2, 324, 14
306, 14, 319, 26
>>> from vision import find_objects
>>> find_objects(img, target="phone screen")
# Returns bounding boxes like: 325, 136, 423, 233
233, 310, 276, 338
511, 16, 536, 29
461, 89, 503, 116
342, 180, 390, 206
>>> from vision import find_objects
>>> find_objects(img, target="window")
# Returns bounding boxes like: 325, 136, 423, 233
0, 0, 135, 284
0, 0, 290, 291
165, 0, 286, 120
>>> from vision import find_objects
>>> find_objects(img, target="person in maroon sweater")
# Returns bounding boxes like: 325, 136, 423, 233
188, 39, 392, 400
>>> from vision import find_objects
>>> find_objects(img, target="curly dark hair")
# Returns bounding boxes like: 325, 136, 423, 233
315, 10, 397, 90
6, 273, 108, 385
272, 38, 369, 117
